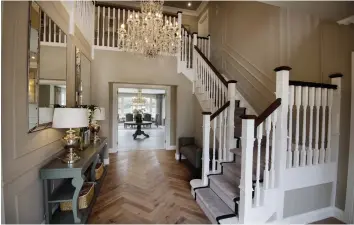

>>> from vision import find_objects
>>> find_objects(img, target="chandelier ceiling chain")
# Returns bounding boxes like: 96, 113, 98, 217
118, 0, 181, 58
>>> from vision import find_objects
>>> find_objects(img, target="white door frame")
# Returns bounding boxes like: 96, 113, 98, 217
345, 52, 354, 223
111, 83, 172, 153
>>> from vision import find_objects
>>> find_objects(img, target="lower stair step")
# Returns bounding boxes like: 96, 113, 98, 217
209, 174, 240, 211
195, 188, 235, 224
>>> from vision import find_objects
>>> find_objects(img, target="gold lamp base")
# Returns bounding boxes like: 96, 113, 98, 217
90, 123, 101, 144
61, 129, 81, 164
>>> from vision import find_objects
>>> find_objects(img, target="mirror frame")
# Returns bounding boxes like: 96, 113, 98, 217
27, 2, 67, 133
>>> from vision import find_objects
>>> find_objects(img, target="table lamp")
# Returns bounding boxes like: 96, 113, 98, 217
52, 108, 89, 164
90, 107, 105, 143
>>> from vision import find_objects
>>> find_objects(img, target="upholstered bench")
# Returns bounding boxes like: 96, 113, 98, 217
178, 137, 218, 179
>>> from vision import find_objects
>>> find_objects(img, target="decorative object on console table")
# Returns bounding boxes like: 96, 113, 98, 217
59, 182, 94, 211
90, 107, 105, 143
52, 108, 89, 164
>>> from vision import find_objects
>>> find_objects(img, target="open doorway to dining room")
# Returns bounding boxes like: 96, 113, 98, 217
112, 83, 173, 152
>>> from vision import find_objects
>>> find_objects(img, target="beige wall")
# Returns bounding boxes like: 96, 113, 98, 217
208, 1, 354, 213
1, 2, 68, 223
182, 14, 198, 33
91, 50, 195, 149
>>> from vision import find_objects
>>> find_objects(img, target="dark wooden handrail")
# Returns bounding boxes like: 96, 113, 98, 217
255, 98, 281, 127
194, 46, 228, 87
210, 101, 230, 121
289, 80, 337, 89
240, 98, 282, 128
181, 25, 192, 35
197, 36, 209, 40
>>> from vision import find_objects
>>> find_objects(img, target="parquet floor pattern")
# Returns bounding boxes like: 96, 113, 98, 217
89, 150, 210, 224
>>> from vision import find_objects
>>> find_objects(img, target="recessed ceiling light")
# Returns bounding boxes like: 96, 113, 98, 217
187, 2, 192, 7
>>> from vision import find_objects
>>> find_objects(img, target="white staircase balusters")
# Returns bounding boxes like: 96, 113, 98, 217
301, 87, 309, 167
43, 13, 47, 42
103, 7, 106, 46
264, 117, 271, 190
227, 81, 237, 161
326, 89, 333, 163
319, 88, 328, 164
294, 86, 301, 167
202, 112, 211, 186
255, 123, 263, 207
218, 113, 223, 167
212, 118, 217, 172
188, 34, 192, 68
223, 110, 228, 161
113, 8, 116, 47
108, 7, 111, 47
53, 23, 57, 43
307, 87, 315, 166
314, 88, 321, 165
287, 86, 294, 168
207, 35, 211, 59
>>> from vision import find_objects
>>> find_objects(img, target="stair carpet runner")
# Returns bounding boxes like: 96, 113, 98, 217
193, 100, 267, 224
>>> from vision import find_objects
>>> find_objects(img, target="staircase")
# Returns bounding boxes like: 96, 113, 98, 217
85, 6, 342, 224
177, 24, 283, 223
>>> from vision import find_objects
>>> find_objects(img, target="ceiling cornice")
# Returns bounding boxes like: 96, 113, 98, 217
196, 1, 208, 17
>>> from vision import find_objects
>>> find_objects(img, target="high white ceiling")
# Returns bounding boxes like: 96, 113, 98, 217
118, 88, 166, 94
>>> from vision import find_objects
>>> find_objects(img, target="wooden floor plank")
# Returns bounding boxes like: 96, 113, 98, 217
89, 150, 210, 224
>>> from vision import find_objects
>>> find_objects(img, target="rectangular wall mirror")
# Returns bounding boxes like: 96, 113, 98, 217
75, 47, 91, 106
28, 2, 67, 132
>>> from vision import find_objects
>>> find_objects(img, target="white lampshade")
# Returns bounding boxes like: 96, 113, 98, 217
39, 107, 54, 124
93, 107, 105, 121
52, 108, 89, 128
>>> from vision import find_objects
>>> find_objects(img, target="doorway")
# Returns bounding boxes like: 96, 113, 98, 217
112, 84, 172, 152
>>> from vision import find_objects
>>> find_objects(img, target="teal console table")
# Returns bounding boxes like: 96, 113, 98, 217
40, 137, 108, 224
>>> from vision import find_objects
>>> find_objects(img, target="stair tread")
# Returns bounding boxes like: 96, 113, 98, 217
210, 174, 240, 201
195, 188, 234, 219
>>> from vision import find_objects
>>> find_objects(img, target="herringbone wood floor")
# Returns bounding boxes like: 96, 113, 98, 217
89, 150, 210, 224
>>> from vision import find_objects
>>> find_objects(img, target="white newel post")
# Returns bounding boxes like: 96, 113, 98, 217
202, 112, 211, 186
177, 11, 182, 73
274, 66, 290, 220
329, 73, 342, 207
239, 117, 256, 223
192, 33, 198, 94
227, 81, 237, 161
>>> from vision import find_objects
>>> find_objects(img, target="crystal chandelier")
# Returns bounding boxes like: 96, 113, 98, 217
118, 0, 180, 58
132, 89, 146, 106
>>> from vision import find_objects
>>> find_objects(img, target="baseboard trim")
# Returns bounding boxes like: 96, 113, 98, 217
166, 145, 176, 150
280, 207, 345, 224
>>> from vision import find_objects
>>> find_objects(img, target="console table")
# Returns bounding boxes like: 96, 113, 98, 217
40, 137, 108, 224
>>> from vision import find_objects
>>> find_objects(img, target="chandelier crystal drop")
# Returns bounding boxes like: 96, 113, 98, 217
118, 0, 181, 58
